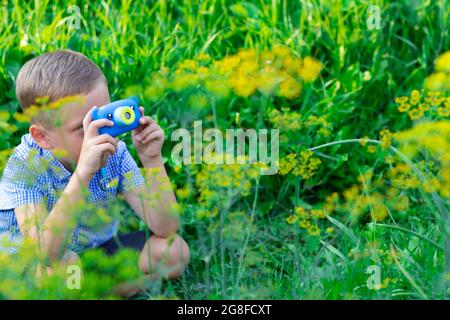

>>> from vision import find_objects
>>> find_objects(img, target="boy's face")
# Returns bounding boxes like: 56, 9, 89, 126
33, 81, 110, 171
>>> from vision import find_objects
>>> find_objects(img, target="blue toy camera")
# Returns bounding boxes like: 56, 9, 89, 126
92, 96, 141, 137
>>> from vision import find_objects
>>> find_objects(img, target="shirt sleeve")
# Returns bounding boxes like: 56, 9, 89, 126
0, 155, 44, 211
117, 142, 146, 193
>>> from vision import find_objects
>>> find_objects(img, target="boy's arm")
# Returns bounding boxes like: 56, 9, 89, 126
124, 107, 179, 237
15, 107, 117, 264
15, 173, 90, 261
123, 156, 179, 237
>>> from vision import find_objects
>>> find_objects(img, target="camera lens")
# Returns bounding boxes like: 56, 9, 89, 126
114, 106, 136, 126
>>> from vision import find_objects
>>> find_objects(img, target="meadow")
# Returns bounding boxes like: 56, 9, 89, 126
0, 0, 449, 299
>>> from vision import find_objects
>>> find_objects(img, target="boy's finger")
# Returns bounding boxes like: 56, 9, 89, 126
82, 106, 96, 132
139, 115, 156, 125
134, 124, 159, 141
86, 119, 114, 138
142, 130, 164, 144
91, 134, 118, 148
139, 116, 151, 125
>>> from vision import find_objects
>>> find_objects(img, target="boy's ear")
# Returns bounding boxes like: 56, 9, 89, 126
29, 124, 52, 149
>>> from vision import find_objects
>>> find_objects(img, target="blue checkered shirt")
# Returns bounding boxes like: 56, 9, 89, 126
0, 134, 145, 254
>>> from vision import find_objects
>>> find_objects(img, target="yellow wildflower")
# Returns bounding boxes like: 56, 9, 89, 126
307, 225, 321, 236
298, 57, 323, 82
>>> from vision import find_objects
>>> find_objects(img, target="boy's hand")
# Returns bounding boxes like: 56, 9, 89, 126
132, 107, 164, 166
75, 107, 118, 182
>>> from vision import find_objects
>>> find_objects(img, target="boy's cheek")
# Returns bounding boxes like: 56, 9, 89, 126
70, 142, 83, 162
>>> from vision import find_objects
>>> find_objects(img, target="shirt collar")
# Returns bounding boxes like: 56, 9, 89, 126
42, 149, 73, 181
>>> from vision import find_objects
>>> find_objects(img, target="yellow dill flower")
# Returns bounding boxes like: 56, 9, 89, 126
204, 78, 231, 98
216, 55, 241, 75
418, 103, 430, 112
424, 92, 443, 103
395, 96, 409, 104
359, 136, 370, 146
176, 186, 190, 199
394, 121, 450, 161
51, 148, 68, 159
397, 103, 411, 112
384, 155, 395, 164
343, 185, 360, 201
425, 72, 448, 91
380, 129, 392, 149
357, 170, 373, 183
230, 73, 256, 97
237, 48, 257, 60
13, 112, 31, 123
278, 154, 296, 175
437, 106, 449, 117
300, 219, 311, 229
278, 75, 302, 100
237, 59, 259, 75
195, 53, 211, 61
295, 207, 308, 217
371, 204, 389, 221
310, 209, 326, 219
392, 195, 409, 211
298, 57, 323, 82
272, 45, 291, 58
325, 227, 334, 234
268, 108, 302, 131
367, 145, 377, 153
407, 108, 424, 120
286, 215, 299, 224
324, 192, 339, 213
172, 73, 200, 92
435, 50, 450, 73
260, 50, 275, 64
188, 93, 209, 109
256, 68, 280, 95
173, 164, 183, 174
196, 66, 210, 75
405, 176, 421, 188
196, 208, 219, 219
283, 56, 302, 75
290, 150, 321, 179
409, 89, 420, 106
307, 225, 321, 236
178, 59, 197, 71
318, 127, 332, 137
422, 177, 441, 193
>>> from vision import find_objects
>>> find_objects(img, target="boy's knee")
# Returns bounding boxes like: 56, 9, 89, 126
139, 233, 190, 278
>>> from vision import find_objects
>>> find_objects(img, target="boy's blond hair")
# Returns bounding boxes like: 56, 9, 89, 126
16, 50, 106, 110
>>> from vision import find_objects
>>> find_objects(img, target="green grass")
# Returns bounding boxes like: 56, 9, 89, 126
0, 0, 449, 299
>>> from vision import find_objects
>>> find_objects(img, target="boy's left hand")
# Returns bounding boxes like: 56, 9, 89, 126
132, 107, 165, 165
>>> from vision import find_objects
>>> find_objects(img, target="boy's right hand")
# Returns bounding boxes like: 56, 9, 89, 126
75, 106, 118, 183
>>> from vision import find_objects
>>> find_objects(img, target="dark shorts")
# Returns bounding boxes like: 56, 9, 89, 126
98, 230, 150, 256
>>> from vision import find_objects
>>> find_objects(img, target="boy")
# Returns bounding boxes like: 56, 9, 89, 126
0, 50, 190, 287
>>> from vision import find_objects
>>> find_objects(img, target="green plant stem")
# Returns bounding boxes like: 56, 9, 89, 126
234, 178, 260, 298
308, 138, 449, 287
373, 223, 444, 251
